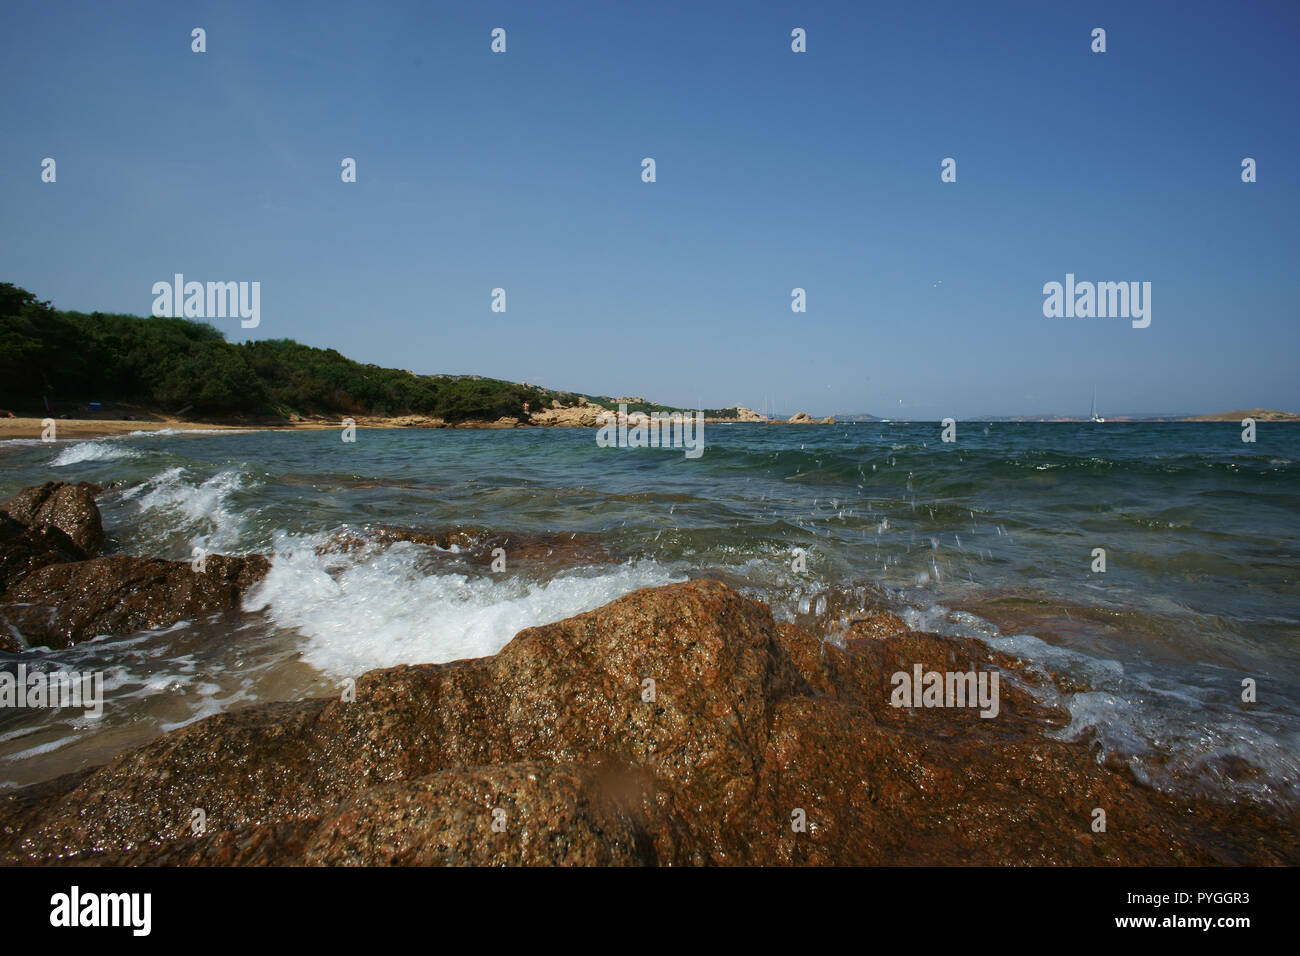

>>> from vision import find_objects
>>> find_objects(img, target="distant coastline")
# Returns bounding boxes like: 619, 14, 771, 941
4, 283, 1295, 438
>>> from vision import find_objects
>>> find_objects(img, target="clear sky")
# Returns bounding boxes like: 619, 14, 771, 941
3, 0, 1297, 418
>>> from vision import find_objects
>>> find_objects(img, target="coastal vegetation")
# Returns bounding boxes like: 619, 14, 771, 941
1, 283, 566, 423
0, 283, 748, 424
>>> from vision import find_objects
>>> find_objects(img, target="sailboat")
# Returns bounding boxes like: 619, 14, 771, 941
1089, 386, 1105, 423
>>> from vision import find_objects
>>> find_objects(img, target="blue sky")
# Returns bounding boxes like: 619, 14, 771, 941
3, 0, 1297, 417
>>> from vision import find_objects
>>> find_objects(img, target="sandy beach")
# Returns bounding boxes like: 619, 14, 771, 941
0, 416, 259, 440
0, 415, 455, 440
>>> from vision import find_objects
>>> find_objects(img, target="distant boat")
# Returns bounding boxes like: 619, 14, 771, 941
1090, 386, 1105, 423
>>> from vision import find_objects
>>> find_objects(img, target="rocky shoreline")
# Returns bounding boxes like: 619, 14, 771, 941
0, 483, 1296, 865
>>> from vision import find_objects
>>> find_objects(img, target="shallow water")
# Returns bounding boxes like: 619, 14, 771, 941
1, 422, 1297, 807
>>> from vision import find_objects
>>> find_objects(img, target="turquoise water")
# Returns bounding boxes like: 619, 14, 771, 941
1, 422, 1297, 806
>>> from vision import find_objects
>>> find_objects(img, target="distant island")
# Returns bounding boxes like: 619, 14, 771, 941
1181, 409, 1300, 422
952, 410, 1300, 423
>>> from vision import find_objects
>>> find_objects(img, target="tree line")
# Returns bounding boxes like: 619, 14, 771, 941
0, 283, 554, 422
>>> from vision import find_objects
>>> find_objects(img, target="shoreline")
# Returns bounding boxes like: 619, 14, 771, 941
0, 414, 751, 441
8, 414, 1300, 443
0, 417, 257, 440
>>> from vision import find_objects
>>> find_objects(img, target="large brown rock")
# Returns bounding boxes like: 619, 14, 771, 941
1, 580, 1294, 865
1, 482, 105, 558
0, 553, 270, 649
301, 763, 681, 866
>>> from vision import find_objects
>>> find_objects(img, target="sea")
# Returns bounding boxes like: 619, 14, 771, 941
1, 422, 1297, 810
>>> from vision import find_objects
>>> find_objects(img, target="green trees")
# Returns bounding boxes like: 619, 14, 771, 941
153, 339, 267, 414
0, 283, 546, 422
433, 379, 547, 423
0, 284, 51, 400
239, 340, 448, 417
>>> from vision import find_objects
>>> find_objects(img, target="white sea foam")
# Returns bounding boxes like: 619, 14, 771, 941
50, 439, 142, 467
244, 530, 685, 677
122, 428, 254, 438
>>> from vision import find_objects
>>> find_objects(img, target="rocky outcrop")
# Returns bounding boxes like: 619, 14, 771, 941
1, 553, 271, 649
1, 481, 104, 559
704, 407, 769, 424
530, 403, 606, 427
0, 482, 269, 651
384, 415, 446, 427
2, 579, 1293, 866
775, 412, 833, 425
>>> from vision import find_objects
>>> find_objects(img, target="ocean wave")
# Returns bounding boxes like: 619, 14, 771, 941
692, 440, 1298, 490
244, 529, 686, 677
119, 466, 251, 553
50, 439, 142, 467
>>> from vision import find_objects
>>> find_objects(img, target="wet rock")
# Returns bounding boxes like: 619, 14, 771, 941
846, 609, 907, 640
1, 482, 104, 558
0, 515, 83, 598
301, 763, 684, 866
0, 484, 109, 647
2, 580, 1295, 865
0, 769, 96, 849
0, 553, 270, 649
